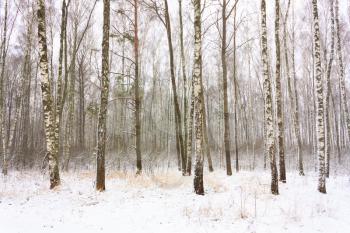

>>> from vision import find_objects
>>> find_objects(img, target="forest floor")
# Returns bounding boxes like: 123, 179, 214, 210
1, 169, 350, 233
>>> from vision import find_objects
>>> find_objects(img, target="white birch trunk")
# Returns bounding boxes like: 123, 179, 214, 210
193, 0, 204, 195
312, 0, 326, 194
37, 0, 60, 189
261, 0, 278, 195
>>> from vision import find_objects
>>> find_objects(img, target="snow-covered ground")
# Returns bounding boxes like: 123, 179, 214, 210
1, 169, 350, 233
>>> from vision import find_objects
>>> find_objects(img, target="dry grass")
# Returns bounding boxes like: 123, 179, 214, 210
183, 205, 224, 221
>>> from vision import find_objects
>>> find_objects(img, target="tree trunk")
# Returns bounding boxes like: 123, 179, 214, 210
193, 0, 204, 195
0, 0, 8, 175
233, 5, 239, 173
261, 0, 278, 195
164, 0, 186, 175
134, 0, 142, 175
37, 0, 61, 189
178, 0, 188, 167
186, 80, 194, 175
283, 0, 304, 176
274, 0, 286, 183
291, 19, 304, 176
78, 56, 86, 150
55, 0, 69, 162
312, 0, 326, 194
63, 23, 78, 171
324, 0, 335, 178
221, 0, 232, 176
96, 0, 110, 191
200, 62, 214, 172
335, 0, 350, 144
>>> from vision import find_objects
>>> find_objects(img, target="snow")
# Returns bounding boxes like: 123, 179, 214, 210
1, 169, 350, 233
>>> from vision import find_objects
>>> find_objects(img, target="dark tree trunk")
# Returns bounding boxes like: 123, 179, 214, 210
134, 0, 142, 175
164, 0, 186, 175
221, 0, 232, 176
96, 0, 110, 191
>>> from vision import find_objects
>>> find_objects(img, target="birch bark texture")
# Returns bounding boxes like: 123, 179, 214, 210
324, 0, 335, 178
193, 0, 204, 195
312, 0, 326, 194
260, 0, 278, 195
37, 0, 61, 189
186, 84, 194, 176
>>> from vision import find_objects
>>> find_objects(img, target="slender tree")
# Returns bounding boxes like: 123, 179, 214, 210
55, 0, 68, 160
63, 19, 77, 171
274, 0, 286, 183
232, 3, 239, 173
186, 80, 194, 175
37, 0, 61, 189
324, 0, 335, 178
261, 0, 278, 195
178, 0, 188, 167
221, 0, 232, 176
283, 0, 304, 176
1, 0, 8, 175
134, 0, 142, 174
164, 0, 186, 175
96, 0, 110, 191
193, 0, 204, 195
312, 0, 326, 194
334, 0, 350, 143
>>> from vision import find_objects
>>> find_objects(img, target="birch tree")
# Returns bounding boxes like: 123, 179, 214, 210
193, 0, 204, 195
274, 0, 286, 183
186, 78, 194, 175
312, 0, 326, 194
324, 0, 335, 178
37, 0, 61, 189
261, 0, 278, 195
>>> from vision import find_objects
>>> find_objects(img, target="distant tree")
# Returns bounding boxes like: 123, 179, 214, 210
335, 0, 350, 145
282, 0, 304, 176
143, 0, 186, 175
1, 0, 8, 175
